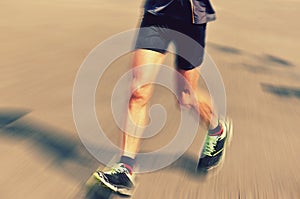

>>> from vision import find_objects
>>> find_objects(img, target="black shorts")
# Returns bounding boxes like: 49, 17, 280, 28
135, 12, 207, 70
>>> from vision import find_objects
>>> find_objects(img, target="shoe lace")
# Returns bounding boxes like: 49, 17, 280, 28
203, 135, 219, 156
110, 165, 128, 175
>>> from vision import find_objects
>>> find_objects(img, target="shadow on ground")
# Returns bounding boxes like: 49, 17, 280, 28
0, 108, 30, 128
0, 111, 95, 170
263, 54, 294, 67
208, 42, 243, 55
0, 108, 120, 198
208, 42, 299, 98
0, 108, 227, 198
207, 42, 295, 71
85, 182, 114, 199
261, 83, 300, 99
168, 153, 214, 181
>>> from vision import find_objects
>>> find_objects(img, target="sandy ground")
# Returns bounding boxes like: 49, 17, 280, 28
0, 0, 300, 198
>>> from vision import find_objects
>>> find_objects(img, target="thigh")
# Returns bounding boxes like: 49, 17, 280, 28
130, 49, 165, 97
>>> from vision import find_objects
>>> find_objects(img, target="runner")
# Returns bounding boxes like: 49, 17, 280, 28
93, 0, 233, 196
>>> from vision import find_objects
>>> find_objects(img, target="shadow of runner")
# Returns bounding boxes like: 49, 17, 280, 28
85, 181, 114, 199
85, 184, 131, 199
0, 109, 221, 197
168, 153, 210, 181
0, 108, 29, 128
0, 113, 118, 182
1, 118, 93, 167
0, 110, 128, 198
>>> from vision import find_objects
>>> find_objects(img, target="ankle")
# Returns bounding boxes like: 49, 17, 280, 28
119, 156, 135, 174
208, 122, 223, 136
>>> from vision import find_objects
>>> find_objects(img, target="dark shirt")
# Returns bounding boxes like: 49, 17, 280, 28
144, 0, 216, 24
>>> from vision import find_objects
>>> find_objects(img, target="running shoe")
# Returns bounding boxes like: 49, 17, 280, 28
197, 118, 233, 170
93, 163, 135, 196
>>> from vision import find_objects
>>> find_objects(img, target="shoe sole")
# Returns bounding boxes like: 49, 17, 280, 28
202, 118, 233, 172
93, 171, 134, 196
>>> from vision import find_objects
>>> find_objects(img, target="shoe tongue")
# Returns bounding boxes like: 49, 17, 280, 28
117, 163, 132, 174
115, 164, 127, 173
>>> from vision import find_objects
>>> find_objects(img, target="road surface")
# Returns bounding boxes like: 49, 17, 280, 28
0, 0, 299, 198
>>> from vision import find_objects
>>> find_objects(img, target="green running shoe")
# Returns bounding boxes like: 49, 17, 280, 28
197, 118, 233, 170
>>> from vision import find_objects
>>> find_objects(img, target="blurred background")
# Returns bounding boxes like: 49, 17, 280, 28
0, 0, 299, 198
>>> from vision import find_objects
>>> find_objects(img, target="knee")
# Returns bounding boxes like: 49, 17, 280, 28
129, 85, 152, 107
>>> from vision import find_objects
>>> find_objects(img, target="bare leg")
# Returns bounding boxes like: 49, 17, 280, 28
177, 68, 218, 129
122, 49, 165, 158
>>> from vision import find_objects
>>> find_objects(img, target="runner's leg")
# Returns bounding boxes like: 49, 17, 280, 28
122, 49, 165, 158
177, 68, 218, 128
